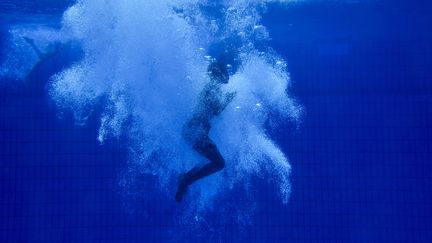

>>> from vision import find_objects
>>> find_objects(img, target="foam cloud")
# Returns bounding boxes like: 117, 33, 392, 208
48, 0, 301, 212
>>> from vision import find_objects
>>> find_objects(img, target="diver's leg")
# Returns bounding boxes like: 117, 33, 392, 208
175, 137, 225, 202
184, 137, 225, 184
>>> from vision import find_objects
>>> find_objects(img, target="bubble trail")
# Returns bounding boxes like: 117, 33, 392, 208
43, 0, 302, 214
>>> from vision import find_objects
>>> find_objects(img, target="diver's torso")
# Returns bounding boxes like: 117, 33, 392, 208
183, 82, 224, 142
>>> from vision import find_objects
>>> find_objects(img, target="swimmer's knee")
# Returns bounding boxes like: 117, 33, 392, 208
215, 158, 225, 171
211, 147, 225, 171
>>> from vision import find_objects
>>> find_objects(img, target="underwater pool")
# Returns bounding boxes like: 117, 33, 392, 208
1, 0, 432, 242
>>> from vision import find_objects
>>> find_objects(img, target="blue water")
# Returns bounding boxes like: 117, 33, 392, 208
1, 1, 432, 242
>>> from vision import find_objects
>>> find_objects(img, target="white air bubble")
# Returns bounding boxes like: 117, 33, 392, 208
50, 0, 302, 215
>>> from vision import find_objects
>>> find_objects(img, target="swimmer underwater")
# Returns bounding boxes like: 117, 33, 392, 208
176, 61, 236, 202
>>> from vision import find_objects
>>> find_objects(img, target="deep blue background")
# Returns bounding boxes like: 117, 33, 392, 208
1, 1, 432, 242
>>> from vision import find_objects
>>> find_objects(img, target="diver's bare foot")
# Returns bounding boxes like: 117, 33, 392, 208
175, 174, 188, 202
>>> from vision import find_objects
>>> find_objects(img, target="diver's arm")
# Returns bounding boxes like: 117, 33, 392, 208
225, 91, 236, 105
23, 37, 45, 59
217, 91, 236, 113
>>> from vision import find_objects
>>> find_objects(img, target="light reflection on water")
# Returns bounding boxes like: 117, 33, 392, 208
0, 0, 73, 14
0, 0, 73, 26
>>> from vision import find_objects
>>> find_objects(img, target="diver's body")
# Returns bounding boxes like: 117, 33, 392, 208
175, 61, 235, 202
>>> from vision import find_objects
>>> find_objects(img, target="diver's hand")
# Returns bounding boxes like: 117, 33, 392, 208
218, 91, 236, 113
225, 91, 237, 103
